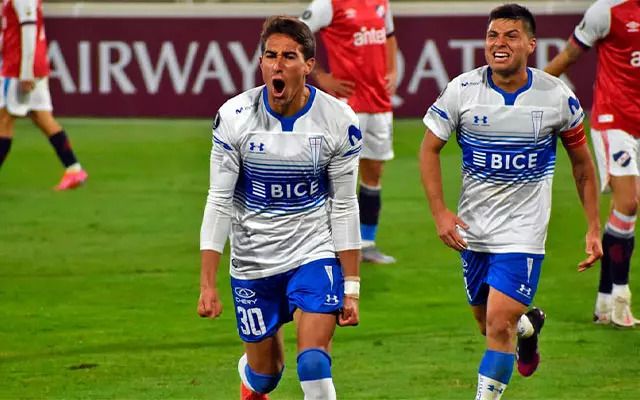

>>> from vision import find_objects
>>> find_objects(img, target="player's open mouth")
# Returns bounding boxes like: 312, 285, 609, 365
272, 79, 286, 96
493, 52, 510, 61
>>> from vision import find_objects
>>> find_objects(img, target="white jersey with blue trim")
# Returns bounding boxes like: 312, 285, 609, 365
201, 85, 362, 279
423, 66, 584, 254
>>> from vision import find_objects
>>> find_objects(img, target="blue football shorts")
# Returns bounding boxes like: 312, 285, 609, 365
230, 257, 344, 343
460, 250, 543, 306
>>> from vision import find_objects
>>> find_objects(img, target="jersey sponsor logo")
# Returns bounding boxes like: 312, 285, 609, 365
568, 97, 581, 115
631, 51, 640, 68
460, 81, 481, 87
269, 180, 321, 199
348, 125, 362, 146
613, 150, 632, 167
626, 21, 639, 33
345, 8, 357, 19
597, 114, 614, 123
375, 5, 386, 18
531, 111, 543, 144
472, 151, 539, 170
353, 27, 386, 46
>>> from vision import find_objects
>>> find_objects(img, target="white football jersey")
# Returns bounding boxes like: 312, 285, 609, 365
423, 66, 584, 254
201, 85, 362, 279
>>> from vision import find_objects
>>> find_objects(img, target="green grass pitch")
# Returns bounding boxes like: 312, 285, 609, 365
0, 118, 639, 399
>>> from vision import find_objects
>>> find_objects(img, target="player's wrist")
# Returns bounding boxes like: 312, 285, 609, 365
344, 276, 360, 299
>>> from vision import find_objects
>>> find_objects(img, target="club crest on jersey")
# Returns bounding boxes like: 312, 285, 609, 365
613, 150, 632, 167
309, 137, 323, 175
531, 111, 543, 144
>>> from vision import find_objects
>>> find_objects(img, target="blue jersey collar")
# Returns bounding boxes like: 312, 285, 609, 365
487, 67, 532, 106
262, 84, 317, 132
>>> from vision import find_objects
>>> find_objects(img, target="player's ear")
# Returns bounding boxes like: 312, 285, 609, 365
528, 37, 537, 55
304, 57, 316, 76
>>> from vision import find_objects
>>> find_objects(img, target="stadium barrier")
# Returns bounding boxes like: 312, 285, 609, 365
45, 2, 595, 117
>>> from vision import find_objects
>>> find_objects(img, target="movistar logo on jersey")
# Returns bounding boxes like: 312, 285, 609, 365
353, 27, 386, 46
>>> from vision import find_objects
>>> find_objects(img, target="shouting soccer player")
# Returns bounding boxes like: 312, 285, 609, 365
419, 4, 602, 399
301, 0, 398, 264
198, 16, 361, 400
546, 0, 640, 328
0, 0, 88, 190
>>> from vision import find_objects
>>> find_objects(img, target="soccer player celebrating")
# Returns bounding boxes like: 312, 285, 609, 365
0, 0, 88, 190
545, 0, 640, 328
198, 16, 361, 400
419, 4, 602, 399
301, 0, 398, 264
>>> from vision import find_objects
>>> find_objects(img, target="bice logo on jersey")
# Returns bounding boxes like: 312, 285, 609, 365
472, 151, 538, 170
353, 27, 386, 46
251, 179, 322, 199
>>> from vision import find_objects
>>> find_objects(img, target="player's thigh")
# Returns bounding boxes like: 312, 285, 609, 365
358, 112, 394, 161
0, 108, 16, 136
287, 258, 343, 351
591, 129, 640, 193
244, 329, 286, 374
485, 287, 528, 351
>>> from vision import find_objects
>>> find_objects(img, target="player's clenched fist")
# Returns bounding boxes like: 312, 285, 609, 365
338, 296, 359, 326
198, 287, 223, 318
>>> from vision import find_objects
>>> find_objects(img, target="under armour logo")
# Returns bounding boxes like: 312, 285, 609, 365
325, 294, 339, 305
473, 115, 488, 124
487, 384, 504, 394
518, 284, 532, 297
249, 142, 265, 152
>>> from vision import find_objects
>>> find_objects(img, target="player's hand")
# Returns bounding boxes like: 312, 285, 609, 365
19, 80, 35, 93
578, 228, 603, 272
198, 286, 223, 318
315, 72, 355, 99
385, 72, 397, 96
338, 296, 359, 327
434, 209, 469, 251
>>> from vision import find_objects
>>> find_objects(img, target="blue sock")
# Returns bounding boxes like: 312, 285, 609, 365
359, 184, 381, 243
479, 349, 515, 384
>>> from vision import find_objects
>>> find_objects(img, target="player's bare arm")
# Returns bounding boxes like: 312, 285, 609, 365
544, 38, 585, 77
198, 250, 223, 318
561, 126, 603, 271
419, 129, 468, 251
385, 35, 398, 96
310, 63, 355, 98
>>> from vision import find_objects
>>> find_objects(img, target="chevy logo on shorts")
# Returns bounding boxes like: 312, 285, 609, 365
234, 287, 256, 299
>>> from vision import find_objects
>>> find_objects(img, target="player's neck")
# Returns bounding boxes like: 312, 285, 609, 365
269, 85, 310, 117
490, 68, 529, 93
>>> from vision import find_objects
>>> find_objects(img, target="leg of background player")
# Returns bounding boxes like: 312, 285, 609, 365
0, 109, 15, 169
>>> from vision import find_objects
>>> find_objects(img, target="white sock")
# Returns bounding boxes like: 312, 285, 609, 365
612, 284, 631, 300
237, 353, 254, 391
362, 240, 375, 248
516, 313, 534, 339
475, 374, 507, 400
300, 378, 336, 400
66, 163, 82, 172
596, 292, 612, 311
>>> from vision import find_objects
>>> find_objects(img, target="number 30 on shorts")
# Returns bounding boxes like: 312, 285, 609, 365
237, 306, 267, 336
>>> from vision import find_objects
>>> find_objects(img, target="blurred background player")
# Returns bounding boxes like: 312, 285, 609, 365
301, 0, 398, 264
198, 16, 361, 400
420, 4, 602, 399
545, 0, 640, 328
0, 0, 87, 190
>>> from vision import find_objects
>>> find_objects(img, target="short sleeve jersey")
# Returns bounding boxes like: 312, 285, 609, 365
423, 67, 585, 254
1, 0, 49, 78
301, 0, 394, 113
210, 85, 362, 279
572, 0, 640, 136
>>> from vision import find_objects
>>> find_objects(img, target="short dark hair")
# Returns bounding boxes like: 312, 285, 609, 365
260, 15, 315, 60
488, 3, 536, 37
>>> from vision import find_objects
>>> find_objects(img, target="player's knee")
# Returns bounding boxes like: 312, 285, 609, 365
297, 348, 332, 382
615, 201, 638, 217
244, 364, 283, 394
485, 318, 514, 343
